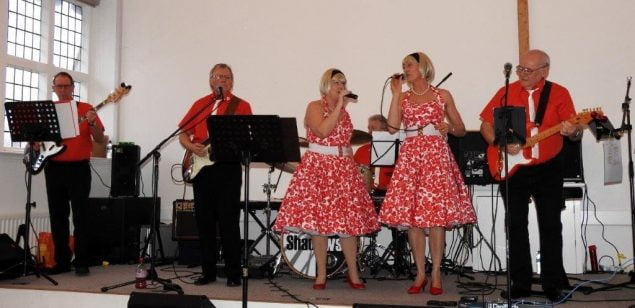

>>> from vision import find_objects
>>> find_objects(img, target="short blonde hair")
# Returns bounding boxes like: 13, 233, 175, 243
403, 52, 435, 82
319, 68, 347, 96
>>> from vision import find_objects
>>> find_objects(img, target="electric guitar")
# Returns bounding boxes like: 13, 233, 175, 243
181, 139, 213, 183
24, 83, 132, 174
487, 108, 604, 181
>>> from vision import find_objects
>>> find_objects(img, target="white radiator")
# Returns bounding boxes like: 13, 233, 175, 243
0, 214, 51, 252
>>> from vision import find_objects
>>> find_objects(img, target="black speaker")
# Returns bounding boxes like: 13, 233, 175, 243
448, 131, 494, 185
128, 292, 214, 308
87, 197, 159, 264
0, 234, 24, 280
353, 304, 422, 308
562, 138, 584, 183
172, 199, 198, 240
111, 144, 140, 197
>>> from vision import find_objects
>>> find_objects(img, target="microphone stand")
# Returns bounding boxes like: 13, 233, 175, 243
501, 67, 514, 308
101, 93, 220, 294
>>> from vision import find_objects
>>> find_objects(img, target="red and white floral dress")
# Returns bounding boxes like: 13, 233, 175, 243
274, 99, 380, 237
379, 89, 476, 229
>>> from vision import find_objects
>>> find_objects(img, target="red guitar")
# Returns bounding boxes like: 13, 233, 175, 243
487, 108, 604, 181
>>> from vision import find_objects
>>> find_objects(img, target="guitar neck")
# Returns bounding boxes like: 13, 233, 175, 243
523, 123, 563, 148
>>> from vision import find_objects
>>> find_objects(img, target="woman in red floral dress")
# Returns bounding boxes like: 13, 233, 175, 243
274, 68, 380, 290
380, 52, 476, 295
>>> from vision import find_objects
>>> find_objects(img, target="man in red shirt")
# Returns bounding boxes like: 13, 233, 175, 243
178, 64, 252, 287
45, 72, 105, 276
353, 114, 395, 193
480, 50, 583, 302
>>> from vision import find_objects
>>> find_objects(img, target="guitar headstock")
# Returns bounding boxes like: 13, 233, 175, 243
104, 82, 132, 104
572, 107, 605, 125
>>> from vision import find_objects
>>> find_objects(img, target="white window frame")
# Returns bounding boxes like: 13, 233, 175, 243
1, 0, 91, 152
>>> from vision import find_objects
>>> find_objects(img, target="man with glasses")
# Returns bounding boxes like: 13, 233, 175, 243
45, 72, 105, 276
479, 50, 583, 302
178, 63, 252, 287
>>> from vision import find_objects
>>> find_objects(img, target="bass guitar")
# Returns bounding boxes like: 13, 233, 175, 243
181, 140, 213, 183
487, 108, 604, 181
24, 82, 132, 174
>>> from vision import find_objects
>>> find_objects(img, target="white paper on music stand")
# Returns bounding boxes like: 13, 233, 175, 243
54, 100, 80, 139
603, 139, 622, 185
370, 131, 405, 166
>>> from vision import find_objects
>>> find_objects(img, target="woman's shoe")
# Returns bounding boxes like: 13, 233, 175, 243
429, 285, 443, 295
312, 282, 326, 290
407, 279, 427, 294
346, 273, 366, 290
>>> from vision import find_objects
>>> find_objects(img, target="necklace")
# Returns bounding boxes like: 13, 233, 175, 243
410, 84, 430, 96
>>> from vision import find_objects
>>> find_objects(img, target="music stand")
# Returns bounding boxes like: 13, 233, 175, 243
208, 115, 298, 308
493, 105, 526, 305
4, 100, 59, 285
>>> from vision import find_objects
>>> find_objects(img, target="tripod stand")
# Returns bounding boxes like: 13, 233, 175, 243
246, 166, 282, 260
4, 100, 59, 285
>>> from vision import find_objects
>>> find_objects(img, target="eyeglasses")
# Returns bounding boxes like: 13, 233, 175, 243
53, 84, 74, 89
516, 64, 548, 74
210, 74, 232, 80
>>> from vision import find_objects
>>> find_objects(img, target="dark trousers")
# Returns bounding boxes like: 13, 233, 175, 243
192, 162, 242, 279
499, 153, 570, 291
44, 160, 91, 268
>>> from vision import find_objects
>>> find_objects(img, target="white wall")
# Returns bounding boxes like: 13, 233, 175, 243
0, 0, 633, 270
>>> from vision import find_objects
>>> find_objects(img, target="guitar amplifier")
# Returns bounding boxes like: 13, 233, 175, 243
172, 199, 199, 240
448, 131, 495, 185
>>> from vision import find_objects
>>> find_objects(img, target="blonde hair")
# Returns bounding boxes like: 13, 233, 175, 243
403, 52, 435, 82
319, 68, 347, 96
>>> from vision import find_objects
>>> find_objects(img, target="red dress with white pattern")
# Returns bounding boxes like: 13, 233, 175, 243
379, 89, 476, 229
273, 99, 380, 236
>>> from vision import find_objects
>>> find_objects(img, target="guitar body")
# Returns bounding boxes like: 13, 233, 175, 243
182, 145, 214, 183
486, 145, 536, 181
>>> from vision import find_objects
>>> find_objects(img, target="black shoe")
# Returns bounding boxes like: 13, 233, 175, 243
74, 266, 89, 276
226, 276, 241, 287
544, 288, 569, 303
500, 287, 532, 299
194, 276, 216, 285
46, 265, 71, 275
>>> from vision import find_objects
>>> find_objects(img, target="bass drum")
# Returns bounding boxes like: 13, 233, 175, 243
280, 233, 359, 279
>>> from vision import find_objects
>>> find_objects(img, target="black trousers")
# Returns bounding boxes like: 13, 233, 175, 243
499, 152, 570, 291
44, 160, 91, 268
192, 162, 242, 279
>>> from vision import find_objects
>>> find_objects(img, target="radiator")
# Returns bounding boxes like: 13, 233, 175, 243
0, 214, 52, 250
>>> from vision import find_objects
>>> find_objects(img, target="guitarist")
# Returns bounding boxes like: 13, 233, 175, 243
479, 50, 583, 302
44, 72, 105, 276
178, 64, 252, 287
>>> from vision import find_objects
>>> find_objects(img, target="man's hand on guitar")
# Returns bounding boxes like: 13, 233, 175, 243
190, 143, 209, 157
85, 109, 98, 126
503, 143, 522, 155
560, 121, 582, 140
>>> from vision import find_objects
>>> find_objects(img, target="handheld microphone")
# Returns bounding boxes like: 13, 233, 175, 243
504, 62, 512, 79
391, 73, 405, 80
216, 87, 224, 100
344, 93, 358, 100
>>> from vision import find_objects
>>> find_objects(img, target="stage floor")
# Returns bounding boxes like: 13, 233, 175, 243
0, 263, 633, 308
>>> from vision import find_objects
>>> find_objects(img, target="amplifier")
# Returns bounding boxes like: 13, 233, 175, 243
173, 199, 198, 240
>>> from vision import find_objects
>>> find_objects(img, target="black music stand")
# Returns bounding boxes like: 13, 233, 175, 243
208, 115, 298, 308
4, 100, 59, 285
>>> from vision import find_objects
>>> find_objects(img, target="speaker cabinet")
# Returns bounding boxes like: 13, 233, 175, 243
111, 144, 140, 197
0, 234, 23, 280
562, 138, 584, 183
128, 292, 214, 308
87, 197, 159, 264
172, 199, 199, 240
448, 131, 494, 185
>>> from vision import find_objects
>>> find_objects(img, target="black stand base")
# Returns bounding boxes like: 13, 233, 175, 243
100, 267, 183, 294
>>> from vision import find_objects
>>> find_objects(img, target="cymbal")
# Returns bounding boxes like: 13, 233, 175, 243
351, 129, 372, 145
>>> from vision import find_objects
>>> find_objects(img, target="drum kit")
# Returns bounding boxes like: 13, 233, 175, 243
259, 130, 413, 280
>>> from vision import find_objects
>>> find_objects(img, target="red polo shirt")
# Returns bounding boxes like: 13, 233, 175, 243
179, 92, 253, 143
480, 79, 576, 164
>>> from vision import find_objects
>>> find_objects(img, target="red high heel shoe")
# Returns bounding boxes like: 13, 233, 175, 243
346, 273, 366, 290
429, 283, 443, 295
407, 279, 427, 294
312, 282, 326, 290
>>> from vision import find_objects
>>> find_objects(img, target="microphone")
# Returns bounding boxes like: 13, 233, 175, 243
504, 62, 512, 79
435, 72, 453, 88
216, 87, 224, 100
391, 73, 405, 80
344, 93, 358, 100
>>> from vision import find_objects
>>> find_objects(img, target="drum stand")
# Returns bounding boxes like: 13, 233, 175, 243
247, 166, 281, 269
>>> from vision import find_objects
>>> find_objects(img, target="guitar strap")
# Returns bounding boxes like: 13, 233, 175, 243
223, 95, 241, 115
533, 80, 552, 127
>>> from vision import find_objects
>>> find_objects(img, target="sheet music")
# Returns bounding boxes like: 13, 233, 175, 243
370, 131, 405, 166
54, 100, 80, 139
603, 139, 622, 185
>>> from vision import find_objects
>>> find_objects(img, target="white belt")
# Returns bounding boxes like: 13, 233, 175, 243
308, 143, 353, 156
404, 125, 442, 137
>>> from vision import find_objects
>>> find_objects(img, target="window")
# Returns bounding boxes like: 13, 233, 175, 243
2, 0, 90, 150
